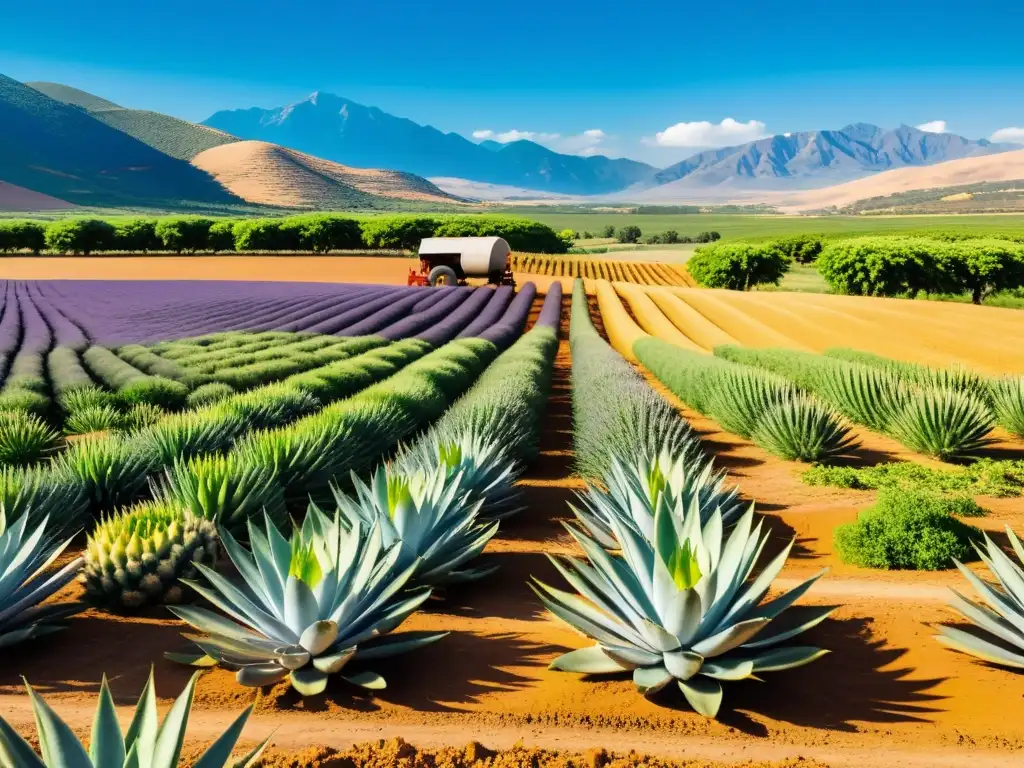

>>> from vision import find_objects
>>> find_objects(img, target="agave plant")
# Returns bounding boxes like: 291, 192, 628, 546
936, 526, 1024, 668
156, 453, 287, 537
138, 411, 245, 465
888, 388, 994, 461
989, 375, 1024, 439
122, 402, 166, 431
328, 464, 498, 585
58, 384, 118, 414
534, 503, 830, 717
396, 419, 524, 519
0, 509, 84, 648
168, 509, 445, 695
0, 464, 87, 533
0, 412, 60, 465
0, 670, 269, 767
571, 448, 744, 550
64, 405, 124, 436
751, 394, 859, 462
704, 369, 795, 440
814, 362, 906, 433
57, 434, 155, 515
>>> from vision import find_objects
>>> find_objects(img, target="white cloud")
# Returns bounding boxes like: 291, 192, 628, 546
472, 129, 560, 143
991, 127, 1024, 144
472, 128, 609, 156
916, 120, 948, 134
649, 118, 768, 148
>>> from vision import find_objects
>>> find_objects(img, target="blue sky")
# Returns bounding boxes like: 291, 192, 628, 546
2, 0, 1023, 165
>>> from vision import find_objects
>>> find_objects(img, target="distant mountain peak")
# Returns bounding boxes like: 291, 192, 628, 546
203, 93, 655, 194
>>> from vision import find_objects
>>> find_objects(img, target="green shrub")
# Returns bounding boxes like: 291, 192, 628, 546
82, 345, 149, 389
116, 344, 193, 382
834, 489, 980, 570
233, 219, 302, 251
117, 376, 190, 410
58, 434, 155, 515
0, 389, 51, 419
0, 221, 46, 254
47, 347, 94, 396
616, 225, 641, 244
58, 385, 117, 414
112, 219, 160, 252
362, 215, 437, 250
767, 234, 823, 264
750, 394, 859, 462
208, 219, 237, 252
817, 237, 947, 297
122, 402, 166, 430
0, 412, 60, 464
286, 214, 363, 251
186, 381, 235, 407
45, 219, 116, 255
939, 238, 1024, 304
695, 231, 721, 243
155, 217, 214, 253
886, 388, 994, 461
64, 405, 124, 435
662, 230, 680, 244
803, 458, 1024, 498
688, 242, 790, 290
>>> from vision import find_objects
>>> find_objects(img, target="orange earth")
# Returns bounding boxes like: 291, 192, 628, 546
2, 296, 1024, 768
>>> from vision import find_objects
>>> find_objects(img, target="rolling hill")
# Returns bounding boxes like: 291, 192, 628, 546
203, 91, 655, 195
774, 148, 1024, 212
0, 74, 239, 207
28, 81, 237, 161
191, 140, 462, 208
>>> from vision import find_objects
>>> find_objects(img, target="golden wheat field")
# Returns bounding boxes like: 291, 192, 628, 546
510, 252, 696, 285
596, 279, 1024, 373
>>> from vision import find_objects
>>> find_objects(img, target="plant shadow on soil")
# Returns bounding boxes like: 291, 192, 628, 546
266, 629, 569, 715
710, 615, 946, 735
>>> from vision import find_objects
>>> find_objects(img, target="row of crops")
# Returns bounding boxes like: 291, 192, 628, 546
1, 280, 575, 758
4, 275, 1024, 760
593, 279, 1024, 463
509, 253, 695, 286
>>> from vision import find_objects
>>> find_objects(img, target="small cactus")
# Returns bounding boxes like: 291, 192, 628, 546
81, 502, 218, 610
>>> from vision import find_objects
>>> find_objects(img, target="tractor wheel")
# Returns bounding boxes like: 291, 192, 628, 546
428, 265, 458, 287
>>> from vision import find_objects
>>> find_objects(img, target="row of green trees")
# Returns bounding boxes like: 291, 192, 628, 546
0, 214, 570, 256
818, 236, 1024, 304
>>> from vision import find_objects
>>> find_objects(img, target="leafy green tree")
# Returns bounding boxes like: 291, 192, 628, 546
0, 221, 45, 254
767, 234, 823, 264
44, 219, 115, 255
817, 237, 948, 298
687, 242, 790, 290
662, 230, 680, 244
155, 217, 214, 253
601, 225, 616, 238
940, 238, 1024, 304
361, 216, 437, 250
695, 231, 721, 243
616, 225, 642, 244
113, 219, 160, 252
287, 215, 363, 252
208, 220, 237, 252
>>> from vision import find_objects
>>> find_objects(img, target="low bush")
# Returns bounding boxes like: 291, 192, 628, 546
616, 225, 642, 244
232, 219, 303, 251
767, 234, 823, 264
687, 242, 790, 290
834, 488, 980, 570
0, 220, 46, 254
113, 219, 161, 252
0, 412, 60, 464
155, 217, 214, 253
363, 216, 437, 250
286, 214, 363, 251
64, 405, 124, 435
803, 458, 1024, 497
116, 376, 190, 410
186, 381, 235, 408
45, 219, 116, 255
207, 219, 237, 252
47, 347, 95, 396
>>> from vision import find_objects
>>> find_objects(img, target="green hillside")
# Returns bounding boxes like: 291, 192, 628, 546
28, 81, 238, 161
0, 74, 240, 207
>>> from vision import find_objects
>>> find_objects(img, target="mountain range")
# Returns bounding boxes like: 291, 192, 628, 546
1, 72, 1020, 210
203, 92, 655, 196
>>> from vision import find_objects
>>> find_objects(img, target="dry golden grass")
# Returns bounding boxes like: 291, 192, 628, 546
510, 253, 695, 286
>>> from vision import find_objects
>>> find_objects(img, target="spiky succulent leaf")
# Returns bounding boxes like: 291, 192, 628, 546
167, 508, 444, 696
0, 670, 269, 767
0, 412, 60, 465
0, 464, 87, 534
64, 405, 123, 436
888, 388, 994, 461
0, 509, 84, 649
57, 435, 155, 515
537, 501, 829, 718
750, 394, 860, 462
989, 375, 1024, 439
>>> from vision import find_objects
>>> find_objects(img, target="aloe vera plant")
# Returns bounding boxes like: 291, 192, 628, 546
328, 464, 499, 585
571, 448, 744, 550
936, 526, 1024, 668
888, 388, 994, 461
168, 508, 446, 695
0, 670, 269, 767
751, 394, 859, 462
535, 503, 830, 717
0, 510, 84, 648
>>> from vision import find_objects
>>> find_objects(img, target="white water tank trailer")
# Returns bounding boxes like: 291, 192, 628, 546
409, 236, 516, 288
